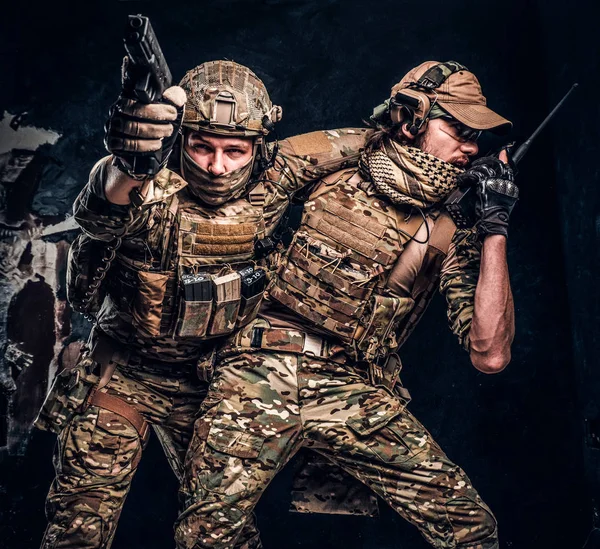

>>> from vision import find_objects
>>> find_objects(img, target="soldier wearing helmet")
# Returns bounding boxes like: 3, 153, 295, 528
36, 60, 368, 549
176, 61, 518, 549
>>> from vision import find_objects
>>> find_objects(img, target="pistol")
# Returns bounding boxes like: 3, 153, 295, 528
445, 83, 579, 229
119, 14, 173, 176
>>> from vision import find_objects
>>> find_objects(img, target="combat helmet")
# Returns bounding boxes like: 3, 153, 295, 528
179, 60, 282, 137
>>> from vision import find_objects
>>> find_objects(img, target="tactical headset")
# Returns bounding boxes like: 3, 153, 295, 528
373, 61, 469, 135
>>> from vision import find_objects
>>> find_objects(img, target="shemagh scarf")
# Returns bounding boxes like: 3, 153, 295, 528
359, 138, 464, 208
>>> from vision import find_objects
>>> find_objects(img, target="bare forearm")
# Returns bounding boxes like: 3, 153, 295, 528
469, 235, 515, 373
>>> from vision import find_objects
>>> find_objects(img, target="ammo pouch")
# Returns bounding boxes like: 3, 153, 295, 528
208, 272, 242, 336
131, 271, 171, 338
174, 267, 266, 339
34, 355, 100, 435
236, 291, 263, 329
356, 294, 414, 361
175, 297, 213, 338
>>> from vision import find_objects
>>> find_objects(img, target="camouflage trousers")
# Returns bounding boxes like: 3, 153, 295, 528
176, 349, 498, 549
40, 355, 262, 549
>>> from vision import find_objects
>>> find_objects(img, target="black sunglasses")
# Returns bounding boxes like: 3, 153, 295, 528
439, 115, 482, 143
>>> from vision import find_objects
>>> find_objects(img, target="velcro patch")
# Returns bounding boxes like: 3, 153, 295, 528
287, 131, 332, 157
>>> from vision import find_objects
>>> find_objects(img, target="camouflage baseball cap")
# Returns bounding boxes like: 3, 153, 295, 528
179, 60, 282, 137
392, 61, 512, 133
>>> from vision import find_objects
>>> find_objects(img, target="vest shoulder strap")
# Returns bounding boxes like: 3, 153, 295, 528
427, 210, 456, 256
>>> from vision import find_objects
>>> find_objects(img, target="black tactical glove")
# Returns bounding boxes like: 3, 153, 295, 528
104, 82, 186, 179
459, 156, 519, 238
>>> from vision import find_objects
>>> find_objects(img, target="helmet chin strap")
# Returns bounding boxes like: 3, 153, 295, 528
252, 134, 279, 177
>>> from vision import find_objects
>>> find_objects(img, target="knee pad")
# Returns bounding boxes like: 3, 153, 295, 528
446, 495, 498, 547
175, 500, 247, 549
41, 509, 107, 549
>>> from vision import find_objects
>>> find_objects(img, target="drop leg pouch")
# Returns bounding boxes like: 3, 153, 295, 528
34, 355, 100, 434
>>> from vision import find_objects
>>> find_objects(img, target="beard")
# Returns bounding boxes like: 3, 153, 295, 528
414, 131, 471, 168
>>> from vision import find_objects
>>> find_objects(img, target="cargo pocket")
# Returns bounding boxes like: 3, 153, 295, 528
132, 271, 169, 337
371, 413, 433, 465
198, 420, 266, 497
345, 397, 416, 464
345, 402, 403, 438
175, 299, 213, 338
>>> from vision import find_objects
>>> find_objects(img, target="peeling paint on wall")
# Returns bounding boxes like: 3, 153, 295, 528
0, 115, 81, 457
0, 111, 61, 154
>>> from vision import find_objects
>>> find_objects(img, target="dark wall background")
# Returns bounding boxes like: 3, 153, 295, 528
0, 1, 598, 548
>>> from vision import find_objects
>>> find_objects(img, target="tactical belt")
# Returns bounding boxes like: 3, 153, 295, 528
248, 327, 338, 358
244, 327, 409, 398
89, 390, 150, 441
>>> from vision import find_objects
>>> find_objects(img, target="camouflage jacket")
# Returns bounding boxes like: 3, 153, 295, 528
72, 129, 370, 362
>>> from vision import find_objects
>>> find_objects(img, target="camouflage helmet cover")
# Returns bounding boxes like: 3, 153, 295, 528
179, 60, 282, 137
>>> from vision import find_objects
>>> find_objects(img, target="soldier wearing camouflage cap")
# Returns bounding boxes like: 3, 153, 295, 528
35, 59, 368, 549
176, 61, 519, 549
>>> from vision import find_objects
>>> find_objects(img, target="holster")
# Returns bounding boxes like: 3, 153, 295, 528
34, 351, 100, 434
35, 332, 150, 442
368, 352, 411, 402
34, 331, 130, 434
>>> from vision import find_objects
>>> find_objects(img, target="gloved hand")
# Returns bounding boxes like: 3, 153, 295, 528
104, 82, 186, 179
459, 155, 519, 238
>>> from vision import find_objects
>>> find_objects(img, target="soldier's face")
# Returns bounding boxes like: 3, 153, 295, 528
185, 131, 254, 175
415, 118, 479, 167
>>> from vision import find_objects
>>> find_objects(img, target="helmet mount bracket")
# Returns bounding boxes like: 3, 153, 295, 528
212, 92, 236, 126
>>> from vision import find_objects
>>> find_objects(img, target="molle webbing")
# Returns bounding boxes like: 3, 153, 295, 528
287, 246, 371, 300
269, 282, 356, 339
269, 172, 425, 345
304, 211, 395, 266
278, 266, 363, 318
